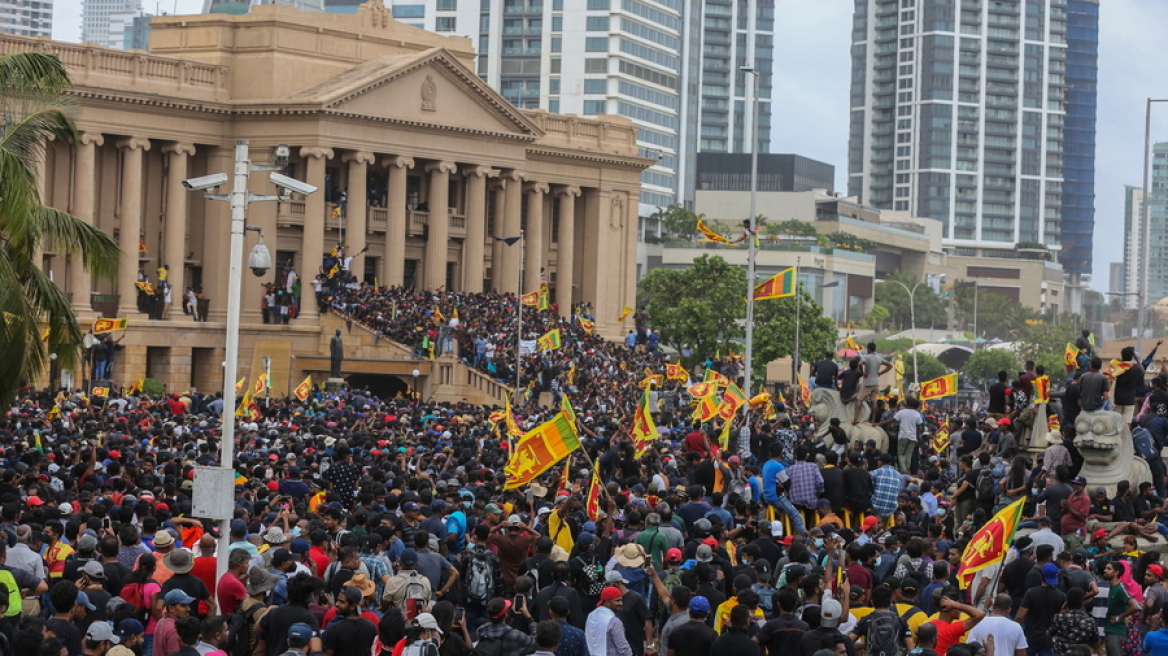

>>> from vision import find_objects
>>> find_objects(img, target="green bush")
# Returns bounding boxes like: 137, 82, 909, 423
142, 377, 166, 397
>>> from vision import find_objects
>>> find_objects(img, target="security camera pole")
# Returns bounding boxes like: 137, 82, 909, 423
184, 139, 316, 582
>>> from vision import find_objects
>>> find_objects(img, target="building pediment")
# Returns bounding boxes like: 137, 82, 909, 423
285, 48, 543, 140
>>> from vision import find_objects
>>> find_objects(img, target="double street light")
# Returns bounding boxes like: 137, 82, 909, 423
1137, 99, 1168, 358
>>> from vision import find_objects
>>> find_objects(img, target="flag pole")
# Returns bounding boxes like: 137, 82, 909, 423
792, 256, 802, 385
516, 229, 524, 406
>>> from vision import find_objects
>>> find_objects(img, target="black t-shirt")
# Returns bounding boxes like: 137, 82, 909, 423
988, 382, 1009, 413
1002, 556, 1034, 607
757, 614, 809, 655
1091, 498, 1114, 519
1113, 496, 1137, 522
668, 620, 718, 656
260, 603, 321, 656
958, 429, 982, 456
104, 561, 130, 596
322, 615, 379, 656
618, 590, 652, 651
1150, 390, 1168, 417
45, 618, 82, 656
711, 629, 761, 656
956, 469, 978, 503
1040, 483, 1073, 529
813, 360, 839, 387
1115, 364, 1144, 406
162, 573, 212, 615
839, 369, 863, 400
1020, 584, 1067, 650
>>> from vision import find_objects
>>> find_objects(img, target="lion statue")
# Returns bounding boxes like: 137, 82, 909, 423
809, 387, 888, 453
1073, 409, 1151, 497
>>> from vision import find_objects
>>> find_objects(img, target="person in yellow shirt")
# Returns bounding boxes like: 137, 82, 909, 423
713, 574, 766, 633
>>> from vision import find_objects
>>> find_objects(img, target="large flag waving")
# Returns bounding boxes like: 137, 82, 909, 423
504, 412, 581, 490
632, 387, 660, 456
717, 383, 747, 420
1064, 342, 1080, 371
1106, 359, 1134, 379
537, 328, 562, 350
919, 373, 958, 401
505, 397, 523, 437
696, 219, 730, 243
753, 267, 796, 301
92, 318, 129, 334
585, 467, 603, 521
957, 497, 1026, 588
931, 418, 951, 453
294, 376, 312, 402
1033, 375, 1051, 404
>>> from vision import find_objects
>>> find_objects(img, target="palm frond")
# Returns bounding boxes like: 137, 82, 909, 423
0, 53, 71, 95
32, 205, 120, 281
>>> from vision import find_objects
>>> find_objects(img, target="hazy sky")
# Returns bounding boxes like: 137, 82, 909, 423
50, 0, 1168, 294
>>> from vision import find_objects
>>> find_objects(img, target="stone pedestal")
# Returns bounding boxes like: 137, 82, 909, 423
325, 377, 346, 392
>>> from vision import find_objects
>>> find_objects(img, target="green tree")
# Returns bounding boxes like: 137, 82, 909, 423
0, 53, 120, 400
874, 272, 946, 331
825, 231, 878, 253
655, 204, 703, 240
860, 303, 890, 330
752, 288, 836, 383
962, 348, 1020, 383
903, 352, 948, 383
765, 219, 817, 238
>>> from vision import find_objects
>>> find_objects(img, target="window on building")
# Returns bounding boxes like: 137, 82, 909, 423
394, 4, 424, 17
435, 16, 456, 31
551, 16, 562, 30
583, 78, 606, 93
583, 99, 606, 114
585, 36, 608, 51
436, 0, 456, 10
551, 37, 561, 52
549, 78, 560, 94
585, 58, 607, 73
586, 15, 608, 31
549, 99, 560, 113
586, 0, 609, 8
550, 57, 561, 72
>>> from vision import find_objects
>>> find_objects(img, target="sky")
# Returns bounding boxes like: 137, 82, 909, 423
50, 0, 1168, 295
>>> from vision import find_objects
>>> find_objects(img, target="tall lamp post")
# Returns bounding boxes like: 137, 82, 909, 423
882, 278, 927, 391
182, 140, 316, 582
741, 64, 760, 408
1138, 99, 1168, 358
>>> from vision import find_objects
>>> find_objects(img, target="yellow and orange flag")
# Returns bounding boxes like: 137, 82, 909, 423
537, 328, 562, 351
293, 375, 312, 402
957, 497, 1026, 588
1064, 342, 1080, 370
253, 374, 268, 397
1106, 359, 1134, 379
717, 383, 747, 421
931, 418, 951, 454
1048, 413, 1061, 433
704, 369, 731, 386
753, 267, 796, 301
577, 317, 595, 335
92, 318, 129, 334
693, 393, 721, 422
688, 381, 718, 399
845, 334, 862, 353
504, 412, 580, 490
920, 373, 958, 401
585, 467, 603, 521
504, 397, 523, 437
797, 375, 811, 406
1033, 375, 1050, 405
696, 219, 729, 244
521, 291, 540, 307
666, 363, 689, 382
631, 387, 660, 456
617, 305, 633, 322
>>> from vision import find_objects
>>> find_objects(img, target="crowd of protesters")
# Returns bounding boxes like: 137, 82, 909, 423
7, 287, 1168, 656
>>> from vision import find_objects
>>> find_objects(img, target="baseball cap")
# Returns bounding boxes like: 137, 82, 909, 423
1151, 565, 1166, 580
688, 596, 710, 614
507, 514, 523, 526
605, 570, 630, 584
287, 623, 314, 647
485, 503, 502, 515
820, 598, 843, 628
81, 560, 106, 579
665, 548, 683, 562
1041, 562, 1060, 586
115, 619, 144, 641
399, 549, 419, 566
696, 545, 714, 562
862, 516, 879, 530
402, 501, 420, 512
76, 591, 97, 611
163, 589, 196, 606
86, 622, 120, 644
597, 586, 623, 606
1094, 528, 1109, 540
414, 613, 443, 635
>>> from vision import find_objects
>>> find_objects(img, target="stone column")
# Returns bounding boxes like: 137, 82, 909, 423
383, 156, 414, 287
555, 186, 581, 317
299, 146, 334, 320
343, 151, 375, 278
499, 169, 526, 293
523, 181, 549, 291
117, 137, 150, 316
32, 142, 49, 275
489, 179, 507, 292
423, 160, 456, 290
462, 166, 495, 293
71, 132, 103, 314
162, 142, 195, 319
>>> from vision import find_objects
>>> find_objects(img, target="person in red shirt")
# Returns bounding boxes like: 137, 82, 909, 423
929, 593, 985, 654
216, 549, 250, 616
844, 542, 876, 606
308, 530, 332, 577
1061, 475, 1091, 536
684, 428, 710, 456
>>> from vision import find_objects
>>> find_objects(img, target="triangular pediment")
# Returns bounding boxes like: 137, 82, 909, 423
288, 48, 543, 139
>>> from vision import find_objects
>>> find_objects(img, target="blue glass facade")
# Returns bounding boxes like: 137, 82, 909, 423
1061, 0, 1099, 274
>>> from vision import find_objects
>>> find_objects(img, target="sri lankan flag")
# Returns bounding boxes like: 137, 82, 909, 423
236, 390, 252, 417
293, 375, 312, 402
1033, 375, 1050, 404
504, 412, 581, 490
717, 383, 747, 420
617, 305, 633, 322
578, 317, 595, 335
538, 284, 550, 312
688, 381, 718, 399
638, 374, 663, 389
704, 369, 730, 386
1048, 413, 1061, 433
748, 392, 771, 408
561, 395, 577, 426
797, 375, 811, 406
567, 363, 577, 386
693, 393, 720, 422
135, 281, 154, 295
632, 387, 659, 456
1106, 359, 1134, 380
521, 291, 540, 307
537, 328, 562, 350
253, 374, 268, 396
667, 363, 689, 382
845, 334, 862, 353
505, 397, 523, 437
128, 377, 144, 395
434, 307, 445, 322
931, 418, 951, 453
753, 267, 796, 300
585, 467, 603, 521
920, 373, 958, 401
696, 219, 729, 244
91, 387, 109, 398
235, 377, 247, 395
1064, 342, 1080, 371
718, 416, 735, 449
957, 497, 1026, 589
92, 318, 129, 334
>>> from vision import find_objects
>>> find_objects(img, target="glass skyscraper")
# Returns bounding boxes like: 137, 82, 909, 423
1060, 0, 1098, 275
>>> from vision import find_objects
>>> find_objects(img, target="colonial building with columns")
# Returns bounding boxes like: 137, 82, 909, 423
9, 0, 649, 397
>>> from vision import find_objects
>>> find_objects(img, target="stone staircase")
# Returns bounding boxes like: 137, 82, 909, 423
314, 313, 513, 405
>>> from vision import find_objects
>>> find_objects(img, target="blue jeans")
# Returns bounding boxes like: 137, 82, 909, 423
770, 496, 807, 534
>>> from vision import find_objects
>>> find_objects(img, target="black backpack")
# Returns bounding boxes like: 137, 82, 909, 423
976, 468, 996, 503
864, 609, 904, 656
574, 554, 606, 597
225, 603, 261, 656
464, 549, 496, 604
904, 560, 931, 591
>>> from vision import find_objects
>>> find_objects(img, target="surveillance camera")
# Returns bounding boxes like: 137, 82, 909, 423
182, 173, 228, 191
270, 172, 317, 197
248, 242, 272, 277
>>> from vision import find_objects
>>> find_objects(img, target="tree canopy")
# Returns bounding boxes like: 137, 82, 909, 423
874, 271, 946, 332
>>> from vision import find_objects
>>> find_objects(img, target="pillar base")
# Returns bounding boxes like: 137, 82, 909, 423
325, 377, 345, 392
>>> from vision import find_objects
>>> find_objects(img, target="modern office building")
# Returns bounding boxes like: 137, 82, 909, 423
0, 0, 52, 37
694, 0, 774, 155
1109, 262, 1125, 297
1060, 0, 1098, 276
848, 0, 1085, 262
1133, 147, 1168, 309
81, 0, 143, 47
696, 153, 834, 193
1122, 184, 1144, 311
204, 0, 324, 15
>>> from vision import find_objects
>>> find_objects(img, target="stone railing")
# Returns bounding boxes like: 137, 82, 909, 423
0, 34, 229, 103
524, 110, 641, 157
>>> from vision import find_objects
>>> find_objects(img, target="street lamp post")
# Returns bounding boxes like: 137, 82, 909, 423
742, 64, 761, 409
884, 279, 927, 391
183, 140, 315, 583
1139, 99, 1168, 358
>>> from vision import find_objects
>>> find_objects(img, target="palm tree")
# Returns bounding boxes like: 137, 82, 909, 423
1, 53, 120, 400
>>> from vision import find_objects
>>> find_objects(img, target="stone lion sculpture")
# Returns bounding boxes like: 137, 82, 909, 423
1073, 409, 1151, 497
810, 387, 888, 453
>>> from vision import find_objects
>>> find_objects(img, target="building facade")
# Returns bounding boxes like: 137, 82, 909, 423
81, 0, 143, 47
1060, 0, 1098, 275
848, 0, 1081, 258
696, 153, 834, 193
0, 0, 51, 37
1122, 184, 1144, 310
8, 1, 647, 393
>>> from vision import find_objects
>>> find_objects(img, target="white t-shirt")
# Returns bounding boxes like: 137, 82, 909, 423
894, 408, 922, 442
966, 615, 1028, 654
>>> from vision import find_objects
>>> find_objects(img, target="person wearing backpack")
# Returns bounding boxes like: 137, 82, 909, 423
569, 534, 606, 610
225, 567, 278, 656
848, 585, 913, 656
461, 525, 502, 640
383, 550, 432, 621
474, 597, 537, 656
